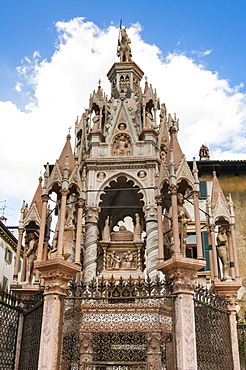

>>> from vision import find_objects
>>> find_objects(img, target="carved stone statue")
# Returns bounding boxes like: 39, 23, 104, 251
134, 213, 142, 241
169, 193, 191, 256
102, 216, 111, 241
111, 225, 133, 241
123, 250, 136, 269
92, 110, 100, 131
117, 28, 132, 62
217, 227, 231, 280
49, 199, 74, 260
145, 106, 154, 129
108, 251, 122, 269
26, 233, 38, 283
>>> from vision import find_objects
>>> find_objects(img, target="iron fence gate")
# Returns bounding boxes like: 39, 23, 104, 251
0, 289, 20, 370
194, 286, 233, 370
18, 296, 43, 370
0, 287, 43, 370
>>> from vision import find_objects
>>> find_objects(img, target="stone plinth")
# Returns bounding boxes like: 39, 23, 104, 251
157, 254, 205, 370
35, 259, 81, 370
212, 279, 242, 370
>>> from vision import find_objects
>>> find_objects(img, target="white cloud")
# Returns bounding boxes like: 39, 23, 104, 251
1, 18, 246, 223
191, 49, 213, 57
14, 82, 22, 92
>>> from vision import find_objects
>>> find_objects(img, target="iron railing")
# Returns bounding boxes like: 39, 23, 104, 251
0, 288, 20, 370
194, 286, 233, 370
67, 275, 169, 301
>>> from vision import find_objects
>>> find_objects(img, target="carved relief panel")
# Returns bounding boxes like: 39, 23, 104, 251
111, 133, 133, 156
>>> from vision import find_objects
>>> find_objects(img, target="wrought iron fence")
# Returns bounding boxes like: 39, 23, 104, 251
82, 363, 149, 369
194, 286, 233, 370
61, 276, 172, 370
19, 297, 44, 370
238, 322, 246, 370
68, 275, 169, 301
0, 287, 43, 370
0, 288, 21, 370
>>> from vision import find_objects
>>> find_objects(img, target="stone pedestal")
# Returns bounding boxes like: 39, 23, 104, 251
212, 279, 242, 370
157, 254, 205, 370
34, 259, 81, 370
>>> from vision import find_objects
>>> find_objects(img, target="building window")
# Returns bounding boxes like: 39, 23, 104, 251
186, 234, 197, 259
199, 181, 207, 199
2, 276, 8, 289
201, 230, 210, 271
4, 247, 13, 264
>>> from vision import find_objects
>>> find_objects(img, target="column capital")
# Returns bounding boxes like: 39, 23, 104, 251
169, 184, 178, 194
155, 195, 163, 205
77, 198, 85, 207
85, 206, 100, 223
157, 253, 206, 294
212, 279, 242, 309
144, 204, 157, 222
41, 194, 50, 202
193, 190, 199, 196
60, 188, 69, 197
34, 259, 81, 296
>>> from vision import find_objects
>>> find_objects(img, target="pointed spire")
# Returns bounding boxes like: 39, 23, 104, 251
57, 134, 76, 176
165, 115, 183, 173
227, 193, 235, 223
144, 76, 149, 93
192, 157, 199, 191
19, 200, 26, 228
211, 171, 228, 210
96, 80, 103, 97
30, 176, 43, 217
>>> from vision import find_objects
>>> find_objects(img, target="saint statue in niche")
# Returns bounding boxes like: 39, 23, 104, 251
26, 233, 38, 284
145, 106, 154, 129
217, 226, 231, 280
169, 193, 191, 257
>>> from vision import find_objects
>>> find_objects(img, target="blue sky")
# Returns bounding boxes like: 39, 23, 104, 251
0, 0, 246, 223
1, 1, 246, 98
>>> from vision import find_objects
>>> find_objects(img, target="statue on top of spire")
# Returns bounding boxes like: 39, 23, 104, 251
117, 27, 132, 62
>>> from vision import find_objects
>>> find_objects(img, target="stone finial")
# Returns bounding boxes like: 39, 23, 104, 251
192, 157, 200, 191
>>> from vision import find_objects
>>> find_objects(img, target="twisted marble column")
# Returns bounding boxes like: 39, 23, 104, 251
145, 204, 158, 279
83, 207, 99, 282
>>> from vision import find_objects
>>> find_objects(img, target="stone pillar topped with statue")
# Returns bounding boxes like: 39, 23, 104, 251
156, 115, 206, 369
